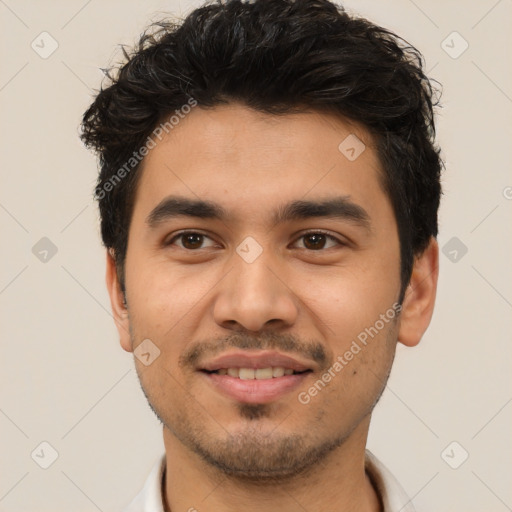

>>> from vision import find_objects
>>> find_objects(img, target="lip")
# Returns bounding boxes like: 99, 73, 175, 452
201, 371, 310, 404
199, 350, 314, 372
198, 350, 314, 404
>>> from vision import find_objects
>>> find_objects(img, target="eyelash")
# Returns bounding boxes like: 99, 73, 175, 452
166, 230, 345, 251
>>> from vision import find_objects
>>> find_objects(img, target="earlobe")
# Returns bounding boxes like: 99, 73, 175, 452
105, 249, 133, 353
398, 238, 439, 347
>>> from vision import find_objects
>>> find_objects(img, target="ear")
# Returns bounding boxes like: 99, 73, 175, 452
398, 238, 439, 347
105, 249, 133, 352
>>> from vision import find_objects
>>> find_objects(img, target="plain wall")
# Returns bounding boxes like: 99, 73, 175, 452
1, 1, 511, 510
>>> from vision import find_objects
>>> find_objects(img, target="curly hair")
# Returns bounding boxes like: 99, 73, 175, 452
81, 0, 443, 302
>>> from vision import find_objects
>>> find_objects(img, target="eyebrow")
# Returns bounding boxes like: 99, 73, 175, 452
146, 196, 227, 227
271, 197, 371, 230
146, 195, 371, 231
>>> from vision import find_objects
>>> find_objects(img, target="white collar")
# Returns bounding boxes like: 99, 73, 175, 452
365, 450, 416, 512
123, 450, 416, 512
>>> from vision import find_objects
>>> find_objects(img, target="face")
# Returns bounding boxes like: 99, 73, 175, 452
107, 103, 437, 480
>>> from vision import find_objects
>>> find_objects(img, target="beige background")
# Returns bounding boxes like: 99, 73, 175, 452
1, 1, 511, 510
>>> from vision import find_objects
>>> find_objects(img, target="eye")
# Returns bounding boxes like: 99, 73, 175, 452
293, 231, 343, 250
166, 231, 217, 250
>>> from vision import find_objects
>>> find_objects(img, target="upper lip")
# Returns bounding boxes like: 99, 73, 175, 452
199, 350, 314, 372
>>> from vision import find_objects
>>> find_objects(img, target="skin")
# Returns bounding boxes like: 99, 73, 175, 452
106, 103, 438, 512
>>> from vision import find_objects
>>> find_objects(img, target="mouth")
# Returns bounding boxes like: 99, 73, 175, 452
202, 366, 310, 379
198, 351, 314, 404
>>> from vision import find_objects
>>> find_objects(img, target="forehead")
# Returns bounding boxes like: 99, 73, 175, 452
132, 103, 388, 225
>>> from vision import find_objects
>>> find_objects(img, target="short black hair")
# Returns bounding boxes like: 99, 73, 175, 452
81, 0, 443, 302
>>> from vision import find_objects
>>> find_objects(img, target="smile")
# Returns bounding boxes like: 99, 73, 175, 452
198, 351, 314, 403
203, 367, 308, 379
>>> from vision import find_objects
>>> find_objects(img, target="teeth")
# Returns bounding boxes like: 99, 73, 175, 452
255, 367, 273, 379
227, 368, 239, 378
239, 368, 255, 380
215, 366, 299, 379
272, 367, 285, 377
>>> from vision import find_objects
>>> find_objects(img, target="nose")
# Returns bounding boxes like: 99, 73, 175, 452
212, 249, 299, 333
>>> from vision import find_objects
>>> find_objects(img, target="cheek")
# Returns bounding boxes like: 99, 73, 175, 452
292, 267, 400, 407
295, 266, 399, 340
299, 321, 398, 428
126, 261, 224, 386
126, 259, 212, 330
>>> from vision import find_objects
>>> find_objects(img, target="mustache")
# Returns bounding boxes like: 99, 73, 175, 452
180, 331, 330, 369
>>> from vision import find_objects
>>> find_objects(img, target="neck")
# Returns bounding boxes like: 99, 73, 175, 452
161, 419, 381, 512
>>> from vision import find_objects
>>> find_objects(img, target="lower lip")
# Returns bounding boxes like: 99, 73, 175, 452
201, 372, 310, 404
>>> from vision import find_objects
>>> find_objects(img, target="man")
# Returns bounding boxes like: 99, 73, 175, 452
81, 0, 442, 510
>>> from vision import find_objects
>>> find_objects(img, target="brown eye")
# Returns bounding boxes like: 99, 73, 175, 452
181, 233, 204, 249
294, 232, 341, 250
304, 233, 326, 249
167, 231, 216, 250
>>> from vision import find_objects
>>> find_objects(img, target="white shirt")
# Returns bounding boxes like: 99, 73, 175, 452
123, 450, 416, 512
